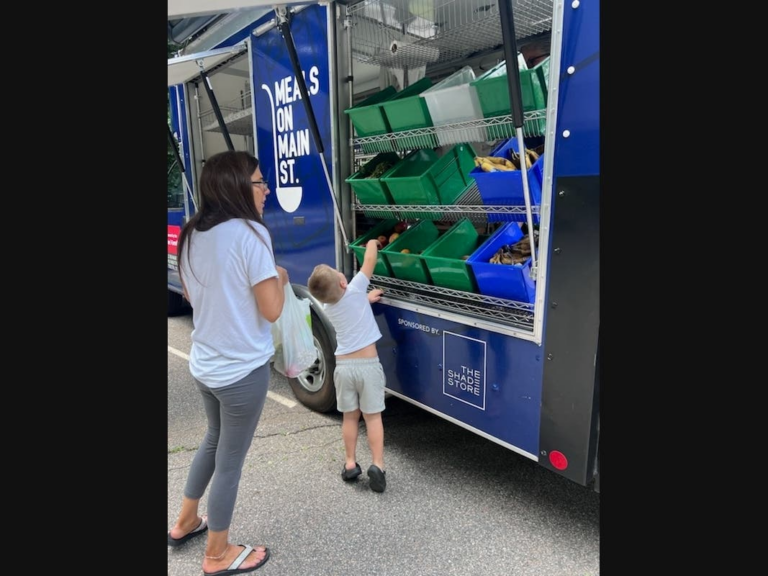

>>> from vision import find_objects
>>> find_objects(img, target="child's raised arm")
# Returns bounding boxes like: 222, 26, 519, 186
360, 239, 380, 279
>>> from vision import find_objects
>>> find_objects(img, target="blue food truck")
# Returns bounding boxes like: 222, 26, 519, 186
167, 0, 599, 492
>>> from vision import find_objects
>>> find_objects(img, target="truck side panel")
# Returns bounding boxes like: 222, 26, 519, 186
376, 308, 543, 458
251, 4, 337, 283
538, 0, 600, 487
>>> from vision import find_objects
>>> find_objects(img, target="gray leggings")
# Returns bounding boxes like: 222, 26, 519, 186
184, 363, 269, 532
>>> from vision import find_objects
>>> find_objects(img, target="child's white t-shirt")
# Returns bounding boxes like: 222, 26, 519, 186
323, 273, 382, 356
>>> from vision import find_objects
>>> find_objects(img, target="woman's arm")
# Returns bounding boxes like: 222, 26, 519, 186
253, 265, 289, 322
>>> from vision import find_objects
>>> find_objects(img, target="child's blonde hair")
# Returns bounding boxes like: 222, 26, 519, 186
308, 264, 344, 304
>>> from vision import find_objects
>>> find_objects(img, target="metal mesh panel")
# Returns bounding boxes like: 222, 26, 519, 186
200, 91, 254, 136
349, 0, 553, 69
355, 181, 540, 223
370, 274, 535, 330
353, 110, 547, 153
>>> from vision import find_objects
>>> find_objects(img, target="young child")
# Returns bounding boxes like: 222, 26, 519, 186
307, 239, 387, 492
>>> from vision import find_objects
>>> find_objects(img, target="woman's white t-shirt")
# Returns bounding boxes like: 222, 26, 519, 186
180, 219, 278, 388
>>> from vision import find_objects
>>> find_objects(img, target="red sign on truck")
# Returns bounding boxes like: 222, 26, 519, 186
168, 225, 181, 255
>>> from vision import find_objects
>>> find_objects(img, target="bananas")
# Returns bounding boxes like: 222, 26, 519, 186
488, 233, 538, 265
508, 147, 539, 170
474, 156, 516, 172
474, 147, 540, 172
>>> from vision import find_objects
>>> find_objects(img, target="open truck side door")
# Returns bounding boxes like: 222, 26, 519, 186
167, 42, 247, 314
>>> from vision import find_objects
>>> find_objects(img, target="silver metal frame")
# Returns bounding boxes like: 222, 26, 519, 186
247, 35, 259, 161
169, 43, 246, 66
185, 8, 274, 51
373, 286, 537, 341
530, 0, 565, 345
351, 180, 539, 226
352, 111, 547, 153
193, 83, 206, 190
181, 83, 200, 216
384, 389, 538, 461
344, 3, 358, 273
342, 0, 558, 345
328, 2, 347, 273
168, 43, 249, 87
251, 3, 312, 37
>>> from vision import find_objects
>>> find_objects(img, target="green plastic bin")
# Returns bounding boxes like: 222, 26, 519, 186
348, 219, 402, 277
421, 219, 488, 293
380, 77, 434, 133
381, 144, 477, 219
344, 85, 397, 137
381, 220, 439, 284
471, 58, 549, 136
346, 152, 401, 205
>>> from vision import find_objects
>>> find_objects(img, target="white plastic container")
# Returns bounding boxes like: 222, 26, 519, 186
420, 66, 486, 145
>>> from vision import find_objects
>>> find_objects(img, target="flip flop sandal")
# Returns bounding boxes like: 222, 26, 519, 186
203, 545, 271, 576
167, 516, 208, 547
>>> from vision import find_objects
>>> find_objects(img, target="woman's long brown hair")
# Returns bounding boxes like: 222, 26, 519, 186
177, 150, 273, 289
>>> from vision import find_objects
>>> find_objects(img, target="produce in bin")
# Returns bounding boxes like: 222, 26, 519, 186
382, 219, 439, 284
473, 147, 540, 172
474, 155, 516, 172
374, 221, 409, 249
366, 160, 396, 179
349, 219, 415, 277
506, 146, 540, 170
489, 231, 538, 266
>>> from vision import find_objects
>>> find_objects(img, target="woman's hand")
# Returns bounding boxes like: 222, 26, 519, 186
276, 265, 290, 286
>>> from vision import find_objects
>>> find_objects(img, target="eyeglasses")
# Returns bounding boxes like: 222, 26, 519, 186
251, 180, 269, 189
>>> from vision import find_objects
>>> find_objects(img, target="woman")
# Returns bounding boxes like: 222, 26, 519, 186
168, 150, 288, 575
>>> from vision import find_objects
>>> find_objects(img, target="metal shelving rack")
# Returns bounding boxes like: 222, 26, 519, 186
200, 90, 254, 136
353, 110, 547, 153
370, 275, 535, 330
346, 0, 553, 335
348, 0, 552, 70
355, 181, 539, 224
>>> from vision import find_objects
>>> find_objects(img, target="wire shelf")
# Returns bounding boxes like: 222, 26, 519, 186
355, 180, 540, 223
200, 91, 254, 136
353, 110, 546, 153
348, 0, 553, 69
369, 274, 535, 330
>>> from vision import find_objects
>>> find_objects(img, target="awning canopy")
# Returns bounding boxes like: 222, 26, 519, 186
167, 43, 247, 87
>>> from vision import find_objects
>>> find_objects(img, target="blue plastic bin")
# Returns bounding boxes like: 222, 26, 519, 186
466, 222, 536, 304
470, 138, 544, 223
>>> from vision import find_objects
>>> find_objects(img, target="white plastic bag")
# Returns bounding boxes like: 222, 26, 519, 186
271, 283, 317, 378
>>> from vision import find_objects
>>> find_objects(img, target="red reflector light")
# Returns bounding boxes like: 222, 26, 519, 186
549, 451, 568, 470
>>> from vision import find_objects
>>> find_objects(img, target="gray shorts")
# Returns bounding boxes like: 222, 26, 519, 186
334, 357, 386, 414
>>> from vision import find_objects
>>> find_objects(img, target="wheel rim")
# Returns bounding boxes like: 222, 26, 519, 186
295, 335, 325, 393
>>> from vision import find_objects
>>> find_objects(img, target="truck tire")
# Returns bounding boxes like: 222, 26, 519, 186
168, 290, 189, 316
288, 308, 336, 413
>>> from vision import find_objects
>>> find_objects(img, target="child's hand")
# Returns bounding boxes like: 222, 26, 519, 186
368, 288, 384, 303
367, 239, 381, 250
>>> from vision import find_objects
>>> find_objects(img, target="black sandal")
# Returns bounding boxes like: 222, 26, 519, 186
368, 465, 386, 493
341, 462, 362, 481
168, 516, 208, 547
